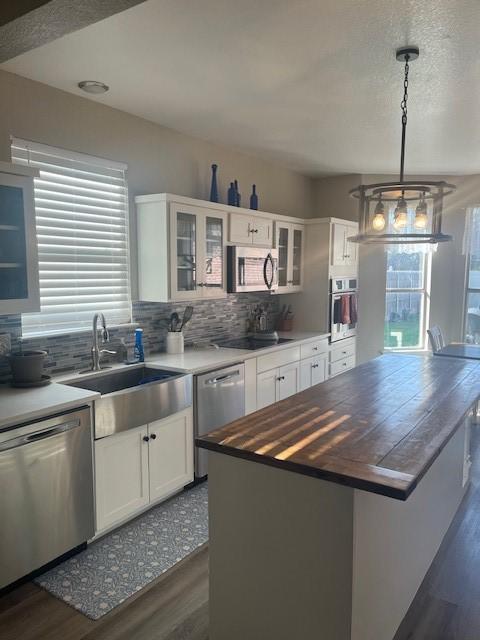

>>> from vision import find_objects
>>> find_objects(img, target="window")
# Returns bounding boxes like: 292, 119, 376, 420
12, 138, 131, 336
464, 206, 480, 343
383, 207, 432, 350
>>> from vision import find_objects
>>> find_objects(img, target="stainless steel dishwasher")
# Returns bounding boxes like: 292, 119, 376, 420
195, 362, 245, 478
0, 407, 94, 589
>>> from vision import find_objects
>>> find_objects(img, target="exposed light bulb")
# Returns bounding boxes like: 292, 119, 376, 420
394, 196, 408, 229
372, 195, 386, 231
372, 213, 386, 231
414, 195, 428, 229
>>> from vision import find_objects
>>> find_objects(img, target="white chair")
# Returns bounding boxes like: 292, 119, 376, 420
427, 326, 445, 353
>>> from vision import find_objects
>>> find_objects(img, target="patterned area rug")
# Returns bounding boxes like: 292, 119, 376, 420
35, 482, 208, 620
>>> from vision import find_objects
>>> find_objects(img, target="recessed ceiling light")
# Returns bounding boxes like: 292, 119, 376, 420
78, 80, 109, 94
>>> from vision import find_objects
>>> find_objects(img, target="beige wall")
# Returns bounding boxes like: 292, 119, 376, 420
0, 69, 315, 295
314, 174, 360, 222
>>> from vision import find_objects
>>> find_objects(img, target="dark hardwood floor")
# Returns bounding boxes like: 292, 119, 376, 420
0, 546, 209, 640
2, 426, 480, 640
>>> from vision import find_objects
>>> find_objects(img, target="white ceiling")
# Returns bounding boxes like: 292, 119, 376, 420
2, 0, 480, 177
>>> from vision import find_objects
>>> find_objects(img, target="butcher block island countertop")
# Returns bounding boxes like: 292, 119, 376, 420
197, 353, 480, 500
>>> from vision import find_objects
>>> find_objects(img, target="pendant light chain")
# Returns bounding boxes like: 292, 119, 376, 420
399, 54, 410, 182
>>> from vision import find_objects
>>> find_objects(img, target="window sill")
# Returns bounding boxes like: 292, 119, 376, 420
19, 322, 139, 341
384, 347, 430, 355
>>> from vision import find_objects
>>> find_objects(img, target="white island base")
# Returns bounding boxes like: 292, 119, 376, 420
207, 423, 469, 640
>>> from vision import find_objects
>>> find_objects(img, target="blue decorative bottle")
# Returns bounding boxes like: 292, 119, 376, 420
209, 164, 219, 202
250, 184, 258, 210
228, 182, 236, 206
134, 328, 144, 362
234, 180, 241, 207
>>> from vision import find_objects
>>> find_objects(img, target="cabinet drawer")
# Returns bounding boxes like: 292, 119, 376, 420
300, 339, 328, 360
330, 340, 356, 363
329, 356, 355, 378
257, 346, 301, 373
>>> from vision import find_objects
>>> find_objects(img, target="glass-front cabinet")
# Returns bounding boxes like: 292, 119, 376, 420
275, 222, 304, 293
170, 203, 227, 301
0, 165, 40, 314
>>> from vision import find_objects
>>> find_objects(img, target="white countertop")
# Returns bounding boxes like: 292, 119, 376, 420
0, 331, 330, 429
147, 331, 330, 374
0, 383, 99, 431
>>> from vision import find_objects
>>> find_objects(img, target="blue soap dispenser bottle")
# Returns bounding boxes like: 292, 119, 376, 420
134, 328, 144, 362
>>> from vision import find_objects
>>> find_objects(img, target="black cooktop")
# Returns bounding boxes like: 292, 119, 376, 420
219, 337, 294, 351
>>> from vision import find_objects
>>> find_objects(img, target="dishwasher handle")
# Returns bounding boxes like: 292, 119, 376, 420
204, 369, 242, 385
0, 419, 81, 452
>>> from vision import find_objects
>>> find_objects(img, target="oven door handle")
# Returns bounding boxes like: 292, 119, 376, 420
263, 253, 274, 290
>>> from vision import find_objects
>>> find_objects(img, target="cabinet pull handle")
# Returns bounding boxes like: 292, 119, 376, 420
252, 228, 258, 233
150, 433, 157, 440
312, 364, 319, 368
277, 375, 285, 381
313, 346, 318, 351
143, 436, 150, 442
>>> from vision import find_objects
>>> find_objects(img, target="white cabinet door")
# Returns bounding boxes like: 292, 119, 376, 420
202, 212, 227, 298
229, 213, 273, 247
148, 408, 194, 504
331, 222, 347, 266
289, 224, 304, 291
95, 425, 149, 532
229, 213, 253, 244
0, 172, 40, 314
170, 203, 227, 301
252, 218, 273, 247
275, 222, 304, 293
276, 223, 290, 291
300, 357, 313, 391
170, 203, 203, 300
244, 357, 258, 415
257, 368, 278, 409
278, 362, 299, 401
311, 355, 328, 386
344, 226, 358, 267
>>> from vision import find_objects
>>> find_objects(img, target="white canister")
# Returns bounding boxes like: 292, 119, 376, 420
166, 331, 184, 354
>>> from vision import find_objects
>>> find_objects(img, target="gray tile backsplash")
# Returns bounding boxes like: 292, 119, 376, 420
0, 293, 279, 378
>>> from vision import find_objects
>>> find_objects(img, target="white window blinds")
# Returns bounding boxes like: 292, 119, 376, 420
11, 138, 132, 336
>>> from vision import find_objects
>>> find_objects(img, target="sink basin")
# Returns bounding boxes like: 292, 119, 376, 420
65, 366, 192, 439
67, 366, 180, 395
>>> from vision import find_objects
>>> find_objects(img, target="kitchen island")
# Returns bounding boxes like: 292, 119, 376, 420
197, 354, 480, 640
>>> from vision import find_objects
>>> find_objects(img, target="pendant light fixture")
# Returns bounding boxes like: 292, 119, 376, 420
349, 47, 455, 244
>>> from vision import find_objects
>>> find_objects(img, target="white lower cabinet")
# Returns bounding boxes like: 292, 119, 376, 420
329, 337, 357, 378
94, 408, 193, 534
257, 362, 299, 410
300, 355, 328, 391
95, 425, 150, 533
257, 368, 278, 410
148, 411, 194, 503
278, 362, 300, 401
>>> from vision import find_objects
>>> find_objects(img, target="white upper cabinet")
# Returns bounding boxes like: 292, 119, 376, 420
136, 195, 227, 302
331, 222, 358, 268
275, 222, 304, 293
0, 165, 40, 315
229, 213, 273, 247
136, 194, 304, 302
170, 202, 227, 301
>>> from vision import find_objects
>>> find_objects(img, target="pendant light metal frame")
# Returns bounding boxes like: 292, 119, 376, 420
348, 46, 456, 245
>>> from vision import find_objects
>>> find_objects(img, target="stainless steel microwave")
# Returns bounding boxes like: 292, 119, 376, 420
227, 246, 278, 293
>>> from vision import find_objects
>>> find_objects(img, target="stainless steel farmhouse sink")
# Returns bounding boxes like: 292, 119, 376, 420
65, 366, 192, 439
